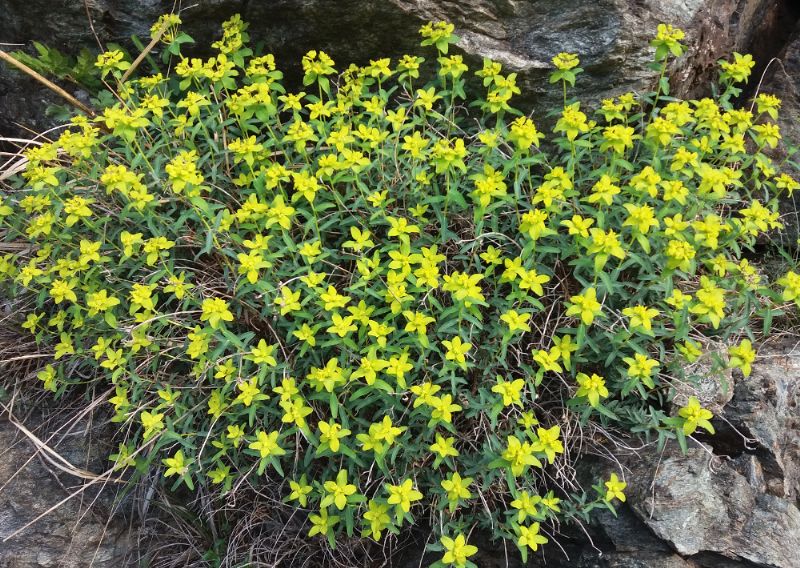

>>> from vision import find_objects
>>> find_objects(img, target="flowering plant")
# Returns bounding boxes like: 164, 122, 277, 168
2, 14, 798, 565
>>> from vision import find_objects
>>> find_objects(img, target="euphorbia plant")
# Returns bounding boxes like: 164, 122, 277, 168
1, 14, 798, 565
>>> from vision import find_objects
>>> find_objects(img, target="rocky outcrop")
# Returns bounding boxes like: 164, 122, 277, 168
620, 444, 800, 567
0, 412, 133, 568
1, 0, 799, 136
558, 339, 800, 568
761, 20, 800, 248
719, 341, 800, 502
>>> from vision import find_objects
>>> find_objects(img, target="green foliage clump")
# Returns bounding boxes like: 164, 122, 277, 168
2, 15, 800, 566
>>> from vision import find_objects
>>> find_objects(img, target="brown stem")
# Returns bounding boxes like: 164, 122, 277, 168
0, 49, 95, 116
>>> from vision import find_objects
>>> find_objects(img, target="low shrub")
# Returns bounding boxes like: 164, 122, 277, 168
1, 14, 799, 566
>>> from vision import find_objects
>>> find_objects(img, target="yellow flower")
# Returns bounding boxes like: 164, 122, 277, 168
552, 52, 579, 70
140, 410, 164, 440
677, 339, 703, 363
555, 102, 589, 141
288, 476, 313, 507
237, 250, 270, 284
660, 180, 689, 205
275, 286, 302, 315
551, 335, 578, 371
652, 23, 685, 60
586, 174, 620, 206
665, 289, 692, 310
517, 523, 548, 552
517, 267, 551, 295
410, 381, 441, 407
306, 358, 347, 393
622, 353, 659, 388
292, 323, 317, 346
500, 309, 530, 334
401, 131, 430, 159
575, 372, 609, 407
470, 164, 507, 207
414, 86, 441, 111
778, 270, 800, 305
321, 469, 357, 510
273, 377, 299, 401
37, 364, 57, 393
100, 348, 125, 370
120, 231, 143, 257
386, 478, 423, 514
248, 430, 286, 458
342, 226, 375, 252
645, 116, 680, 146
385, 353, 412, 388
629, 166, 661, 197
623, 203, 659, 234
561, 215, 594, 238
50, 279, 77, 304
678, 396, 715, 435
502, 435, 541, 476
586, 228, 626, 268
95, 50, 130, 75
280, 397, 313, 429
510, 491, 541, 522
63, 196, 93, 226
532, 425, 564, 463
319, 285, 351, 311
245, 340, 276, 367
442, 336, 472, 367
491, 377, 526, 407
533, 348, 562, 373
362, 500, 392, 540
235, 377, 266, 407
566, 287, 603, 325
604, 472, 627, 502
441, 533, 478, 567
327, 313, 357, 338
442, 272, 485, 307
441, 472, 472, 511
163, 450, 190, 478
438, 54, 468, 78
728, 339, 756, 377
301, 49, 336, 79
622, 305, 660, 333
403, 310, 435, 336
165, 150, 204, 194
508, 116, 543, 150
665, 240, 696, 272
368, 319, 395, 348
429, 394, 462, 424
720, 52, 755, 83
349, 351, 387, 385
601, 124, 636, 154
308, 508, 339, 537
200, 297, 234, 329
689, 277, 726, 329
164, 272, 193, 300
318, 420, 351, 453
430, 433, 459, 459
774, 173, 799, 196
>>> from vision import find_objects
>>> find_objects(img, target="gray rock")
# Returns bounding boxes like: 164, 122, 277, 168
1, 0, 798, 137
720, 339, 800, 502
0, 413, 133, 568
582, 341, 800, 568
623, 445, 800, 567
762, 20, 800, 249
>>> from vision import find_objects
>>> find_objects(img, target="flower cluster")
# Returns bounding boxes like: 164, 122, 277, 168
1, 15, 797, 566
